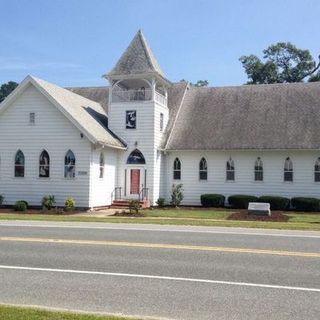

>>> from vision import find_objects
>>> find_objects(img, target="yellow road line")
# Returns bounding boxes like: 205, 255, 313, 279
0, 236, 319, 258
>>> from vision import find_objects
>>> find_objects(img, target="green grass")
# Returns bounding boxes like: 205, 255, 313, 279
0, 305, 140, 320
145, 208, 230, 220
0, 209, 319, 231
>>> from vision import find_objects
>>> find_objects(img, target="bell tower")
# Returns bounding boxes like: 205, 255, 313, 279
104, 30, 171, 205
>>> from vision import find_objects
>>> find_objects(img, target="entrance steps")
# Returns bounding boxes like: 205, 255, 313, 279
110, 199, 151, 209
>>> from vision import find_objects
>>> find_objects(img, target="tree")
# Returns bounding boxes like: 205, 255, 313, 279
193, 80, 209, 87
0, 81, 18, 103
309, 71, 320, 82
240, 42, 320, 84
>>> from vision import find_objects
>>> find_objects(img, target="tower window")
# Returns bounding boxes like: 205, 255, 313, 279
29, 112, 35, 124
126, 110, 136, 129
160, 113, 164, 131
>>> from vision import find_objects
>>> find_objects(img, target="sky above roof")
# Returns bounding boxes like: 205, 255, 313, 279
1, 0, 319, 87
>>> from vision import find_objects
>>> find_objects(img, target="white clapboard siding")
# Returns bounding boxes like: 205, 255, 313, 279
89, 147, 118, 207
108, 99, 169, 204
0, 84, 92, 207
166, 150, 320, 205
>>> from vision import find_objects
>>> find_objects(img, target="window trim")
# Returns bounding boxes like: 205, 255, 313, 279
199, 157, 208, 181
254, 157, 263, 182
14, 150, 25, 178
314, 157, 320, 182
173, 158, 181, 180
99, 152, 105, 179
284, 157, 293, 182
226, 158, 235, 181
64, 150, 76, 179
39, 150, 50, 178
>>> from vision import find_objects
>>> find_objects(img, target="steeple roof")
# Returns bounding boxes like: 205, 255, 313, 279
107, 30, 165, 78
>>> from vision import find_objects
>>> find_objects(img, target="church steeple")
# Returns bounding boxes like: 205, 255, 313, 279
106, 30, 168, 82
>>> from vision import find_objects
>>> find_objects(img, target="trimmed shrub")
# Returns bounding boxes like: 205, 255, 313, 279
129, 200, 141, 214
201, 194, 225, 207
258, 196, 290, 211
171, 184, 184, 207
291, 197, 320, 212
156, 197, 166, 207
0, 195, 4, 206
228, 195, 258, 209
65, 197, 75, 211
41, 195, 56, 210
14, 200, 27, 212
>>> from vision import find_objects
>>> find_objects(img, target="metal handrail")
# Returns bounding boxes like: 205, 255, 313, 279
139, 187, 149, 201
111, 187, 122, 202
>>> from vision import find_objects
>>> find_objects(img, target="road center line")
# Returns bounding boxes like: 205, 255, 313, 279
0, 264, 319, 293
1, 236, 319, 258
0, 222, 319, 238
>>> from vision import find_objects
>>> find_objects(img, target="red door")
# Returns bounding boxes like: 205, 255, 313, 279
130, 169, 140, 194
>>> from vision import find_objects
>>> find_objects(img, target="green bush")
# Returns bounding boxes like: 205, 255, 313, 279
291, 197, 320, 212
65, 197, 75, 211
41, 195, 56, 210
14, 200, 28, 212
0, 194, 4, 206
258, 196, 290, 211
171, 184, 184, 207
156, 197, 166, 207
228, 195, 258, 209
200, 194, 225, 207
129, 200, 141, 214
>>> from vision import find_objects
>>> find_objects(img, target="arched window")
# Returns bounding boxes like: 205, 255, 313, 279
99, 153, 104, 179
39, 150, 50, 178
173, 158, 181, 180
64, 150, 76, 178
254, 157, 263, 181
226, 158, 235, 181
14, 150, 25, 177
315, 158, 320, 182
127, 149, 146, 164
199, 157, 207, 180
284, 157, 293, 182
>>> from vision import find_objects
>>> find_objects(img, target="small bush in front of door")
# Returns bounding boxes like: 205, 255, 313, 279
129, 200, 141, 215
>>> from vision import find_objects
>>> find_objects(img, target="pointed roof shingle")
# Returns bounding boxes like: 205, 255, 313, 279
108, 30, 165, 78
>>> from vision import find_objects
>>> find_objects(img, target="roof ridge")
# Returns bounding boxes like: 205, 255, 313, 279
164, 82, 190, 150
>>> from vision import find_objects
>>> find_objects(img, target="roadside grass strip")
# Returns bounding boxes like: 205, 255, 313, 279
1, 236, 320, 258
0, 304, 142, 320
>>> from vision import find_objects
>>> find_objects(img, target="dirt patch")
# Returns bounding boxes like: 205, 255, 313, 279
113, 211, 145, 217
227, 210, 289, 222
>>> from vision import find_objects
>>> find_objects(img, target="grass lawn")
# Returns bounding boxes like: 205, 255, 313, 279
0, 305, 140, 320
0, 208, 319, 231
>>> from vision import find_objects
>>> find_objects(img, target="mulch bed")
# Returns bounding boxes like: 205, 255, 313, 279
227, 210, 289, 222
0, 208, 83, 215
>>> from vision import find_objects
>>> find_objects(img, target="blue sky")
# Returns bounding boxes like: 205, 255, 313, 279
0, 0, 319, 87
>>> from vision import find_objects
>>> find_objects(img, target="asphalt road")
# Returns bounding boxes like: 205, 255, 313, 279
0, 221, 319, 319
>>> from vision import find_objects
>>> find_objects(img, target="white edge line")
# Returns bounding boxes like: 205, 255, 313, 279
0, 222, 319, 238
0, 265, 319, 293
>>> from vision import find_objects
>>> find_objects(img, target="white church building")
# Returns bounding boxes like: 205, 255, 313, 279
1, 30, 320, 208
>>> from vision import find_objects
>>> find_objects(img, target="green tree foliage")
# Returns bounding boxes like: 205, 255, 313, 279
193, 80, 209, 87
180, 80, 209, 87
0, 81, 18, 103
240, 42, 320, 84
309, 71, 320, 82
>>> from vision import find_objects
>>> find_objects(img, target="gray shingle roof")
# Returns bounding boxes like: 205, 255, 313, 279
107, 30, 165, 78
165, 82, 320, 150
68, 86, 109, 112
29, 77, 125, 149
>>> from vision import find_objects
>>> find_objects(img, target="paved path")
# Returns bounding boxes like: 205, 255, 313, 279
0, 221, 319, 319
